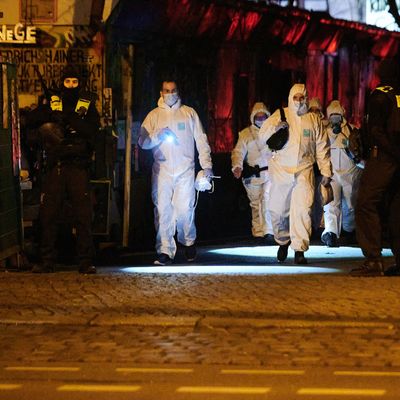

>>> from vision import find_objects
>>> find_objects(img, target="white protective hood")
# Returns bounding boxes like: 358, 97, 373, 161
250, 102, 270, 127
326, 100, 345, 118
287, 83, 308, 124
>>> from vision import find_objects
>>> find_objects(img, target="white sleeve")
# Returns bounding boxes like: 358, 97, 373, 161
192, 110, 212, 169
138, 110, 162, 150
231, 131, 248, 170
315, 118, 333, 177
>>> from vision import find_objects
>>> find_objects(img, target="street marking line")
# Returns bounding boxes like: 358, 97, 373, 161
297, 388, 386, 396
176, 386, 271, 394
335, 370, 400, 377
221, 369, 305, 375
116, 367, 193, 373
5, 366, 80, 372
57, 384, 141, 392
0, 384, 22, 390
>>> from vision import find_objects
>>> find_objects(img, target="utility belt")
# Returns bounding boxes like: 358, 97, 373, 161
242, 163, 269, 179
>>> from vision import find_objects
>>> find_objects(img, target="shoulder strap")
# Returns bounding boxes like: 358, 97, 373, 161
340, 123, 350, 140
279, 107, 286, 122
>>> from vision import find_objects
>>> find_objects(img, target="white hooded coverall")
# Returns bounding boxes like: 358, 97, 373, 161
322, 101, 362, 237
231, 102, 273, 237
259, 84, 332, 252
139, 97, 212, 258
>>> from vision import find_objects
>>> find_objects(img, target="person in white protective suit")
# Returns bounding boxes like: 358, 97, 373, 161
259, 83, 333, 264
308, 97, 328, 236
321, 100, 363, 247
139, 80, 213, 266
231, 102, 274, 243
308, 97, 324, 120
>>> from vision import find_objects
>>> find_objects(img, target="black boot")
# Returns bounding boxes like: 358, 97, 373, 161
184, 245, 197, 262
294, 251, 308, 264
384, 264, 400, 276
350, 259, 384, 277
78, 260, 97, 275
321, 232, 338, 247
264, 234, 275, 245
277, 242, 290, 262
154, 253, 173, 266
79, 264, 97, 274
32, 263, 55, 273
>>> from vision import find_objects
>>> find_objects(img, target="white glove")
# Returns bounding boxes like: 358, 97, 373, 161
275, 121, 289, 132
203, 168, 214, 178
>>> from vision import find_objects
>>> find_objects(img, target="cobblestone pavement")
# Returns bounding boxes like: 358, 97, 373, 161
1, 244, 400, 368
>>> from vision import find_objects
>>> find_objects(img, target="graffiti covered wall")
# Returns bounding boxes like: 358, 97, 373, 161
0, 26, 104, 110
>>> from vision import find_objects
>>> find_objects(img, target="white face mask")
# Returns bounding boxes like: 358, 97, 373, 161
294, 100, 308, 116
163, 93, 179, 107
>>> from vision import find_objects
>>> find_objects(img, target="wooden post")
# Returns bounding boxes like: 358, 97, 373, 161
122, 44, 134, 247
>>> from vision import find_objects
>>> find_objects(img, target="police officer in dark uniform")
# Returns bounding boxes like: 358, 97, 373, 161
386, 173, 400, 275
28, 66, 100, 274
351, 59, 400, 276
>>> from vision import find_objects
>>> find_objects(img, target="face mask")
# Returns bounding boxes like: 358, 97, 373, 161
332, 124, 342, 134
294, 100, 308, 116
163, 93, 179, 107
254, 116, 267, 128
329, 114, 342, 134
62, 86, 80, 103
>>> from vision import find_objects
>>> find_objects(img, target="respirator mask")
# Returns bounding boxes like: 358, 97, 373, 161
329, 114, 342, 134
294, 100, 308, 116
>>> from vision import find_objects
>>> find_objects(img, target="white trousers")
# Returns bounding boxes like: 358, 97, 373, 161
268, 167, 315, 252
322, 169, 362, 237
243, 179, 273, 237
152, 168, 196, 258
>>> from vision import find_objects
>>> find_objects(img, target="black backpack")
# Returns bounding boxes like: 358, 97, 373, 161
266, 108, 289, 151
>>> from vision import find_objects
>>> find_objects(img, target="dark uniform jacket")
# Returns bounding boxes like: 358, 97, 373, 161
27, 89, 100, 168
368, 85, 400, 163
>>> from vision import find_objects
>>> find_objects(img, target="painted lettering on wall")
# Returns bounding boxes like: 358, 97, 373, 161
0, 23, 36, 44
38, 26, 98, 48
0, 48, 102, 99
